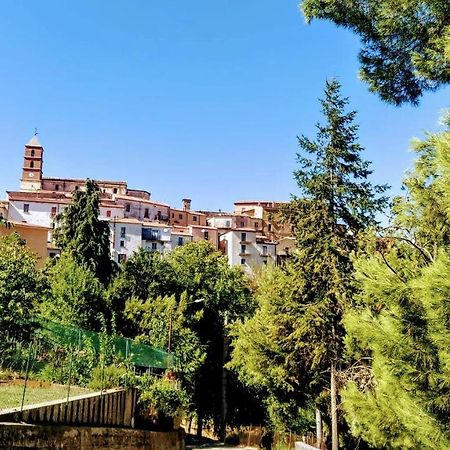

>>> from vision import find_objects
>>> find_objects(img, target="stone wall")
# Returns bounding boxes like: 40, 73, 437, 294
0, 423, 185, 450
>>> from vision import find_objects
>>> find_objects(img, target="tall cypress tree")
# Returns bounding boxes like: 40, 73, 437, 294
54, 179, 114, 283
283, 78, 388, 448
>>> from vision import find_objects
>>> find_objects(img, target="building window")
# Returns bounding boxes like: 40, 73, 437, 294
193, 216, 197, 222
120, 227, 126, 238
74, 186, 79, 191
30, 161, 34, 168
178, 236, 184, 246
106, 210, 111, 218
55, 184, 59, 191
179, 214, 183, 219
240, 221, 245, 227
241, 244, 246, 254
241, 232, 247, 242
151, 242, 157, 251
204, 231, 209, 240
120, 240, 125, 248
126, 203, 131, 213
255, 222, 259, 229
268, 223, 272, 232
241, 258, 246, 265
113, 188, 118, 194
31, 149, 35, 157
23, 204, 29, 213
51, 206, 57, 217
118, 254, 127, 263
144, 208, 149, 218
171, 213, 174, 218
262, 245, 267, 255
226, 220, 231, 227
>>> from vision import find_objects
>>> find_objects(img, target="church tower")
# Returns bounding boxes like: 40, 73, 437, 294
20, 134, 44, 191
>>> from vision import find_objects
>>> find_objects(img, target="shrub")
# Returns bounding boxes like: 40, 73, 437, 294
89, 364, 128, 390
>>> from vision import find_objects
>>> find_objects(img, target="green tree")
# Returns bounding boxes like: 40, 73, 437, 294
231, 79, 387, 448
341, 116, 450, 448
107, 247, 178, 334
40, 252, 107, 330
301, 0, 450, 105
54, 179, 114, 283
113, 240, 254, 437
0, 233, 41, 348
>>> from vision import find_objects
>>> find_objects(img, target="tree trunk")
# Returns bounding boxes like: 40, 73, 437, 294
196, 414, 203, 438
315, 408, 323, 449
219, 312, 229, 442
331, 363, 338, 450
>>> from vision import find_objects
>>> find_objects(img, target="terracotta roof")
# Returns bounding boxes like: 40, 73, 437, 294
170, 208, 206, 216
9, 221, 50, 230
114, 194, 169, 207
112, 218, 170, 227
43, 177, 127, 185
188, 225, 218, 230
234, 200, 288, 206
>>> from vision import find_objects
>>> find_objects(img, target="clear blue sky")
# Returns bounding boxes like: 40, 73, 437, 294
0, 0, 448, 211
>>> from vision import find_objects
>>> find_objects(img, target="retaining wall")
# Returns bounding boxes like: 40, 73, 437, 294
0, 388, 137, 427
0, 423, 185, 450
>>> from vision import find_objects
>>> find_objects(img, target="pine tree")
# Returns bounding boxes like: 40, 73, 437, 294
285, 78, 387, 448
230, 79, 387, 447
301, 0, 450, 105
342, 116, 450, 448
54, 179, 114, 283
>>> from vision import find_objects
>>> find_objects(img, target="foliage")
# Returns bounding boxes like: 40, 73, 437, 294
115, 240, 254, 432
230, 80, 387, 438
89, 364, 128, 390
138, 376, 188, 418
0, 233, 41, 348
53, 179, 114, 283
301, 0, 450, 105
341, 116, 450, 448
40, 252, 107, 331
107, 248, 178, 333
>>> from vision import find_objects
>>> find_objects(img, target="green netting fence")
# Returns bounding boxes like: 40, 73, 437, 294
0, 320, 175, 413
39, 320, 175, 370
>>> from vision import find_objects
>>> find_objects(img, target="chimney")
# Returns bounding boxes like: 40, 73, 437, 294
182, 198, 191, 211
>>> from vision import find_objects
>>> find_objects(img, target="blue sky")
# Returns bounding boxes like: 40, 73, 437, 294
0, 0, 448, 211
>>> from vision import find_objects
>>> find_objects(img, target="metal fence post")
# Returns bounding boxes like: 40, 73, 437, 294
66, 347, 73, 405
20, 342, 33, 412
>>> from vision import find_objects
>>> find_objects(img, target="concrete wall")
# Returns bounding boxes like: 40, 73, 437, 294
0, 423, 185, 450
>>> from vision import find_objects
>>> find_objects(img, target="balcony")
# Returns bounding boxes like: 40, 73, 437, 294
142, 229, 161, 241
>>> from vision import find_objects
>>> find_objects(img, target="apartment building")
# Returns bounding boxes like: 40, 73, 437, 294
219, 228, 276, 272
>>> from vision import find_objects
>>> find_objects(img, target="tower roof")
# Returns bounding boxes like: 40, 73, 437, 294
26, 135, 42, 147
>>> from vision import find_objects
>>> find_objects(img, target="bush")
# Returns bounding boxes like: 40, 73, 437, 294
89, 364, 128, 390
138, 376, 187, 418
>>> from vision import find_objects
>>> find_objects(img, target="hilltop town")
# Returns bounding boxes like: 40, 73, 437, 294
1, 134, 295, 270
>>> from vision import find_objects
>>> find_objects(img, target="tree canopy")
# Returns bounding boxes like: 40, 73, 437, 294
53, 179, 114, 283
301, 0, 450, 105
342, 116, 450, 448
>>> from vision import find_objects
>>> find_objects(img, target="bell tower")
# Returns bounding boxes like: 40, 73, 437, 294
20, 134, 44, 191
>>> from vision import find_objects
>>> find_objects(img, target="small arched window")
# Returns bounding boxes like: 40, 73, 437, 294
31, 149, 35, 157
30, 161, 34, 168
